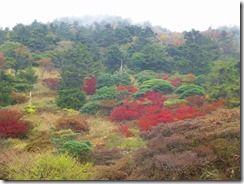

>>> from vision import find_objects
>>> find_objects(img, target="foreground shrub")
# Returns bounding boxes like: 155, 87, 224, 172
56, 88, 86, 110
7, 152, 95, 180
0, 109, 29, 138
55, 115, 89, 134
59, 141, 92, 160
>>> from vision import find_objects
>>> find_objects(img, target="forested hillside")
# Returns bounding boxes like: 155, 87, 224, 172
0, 17, 240, 180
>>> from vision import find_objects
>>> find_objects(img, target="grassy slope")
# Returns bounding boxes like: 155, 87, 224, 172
0, 67, 240, 180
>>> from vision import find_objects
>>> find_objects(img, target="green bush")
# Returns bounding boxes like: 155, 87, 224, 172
59, 140, 92, 159
80, 101, 100, 114
180, 88, 205, 99
51, 129, 79, 149
13, 83, 32, 92
175, 84, 204, 94
113, 72, 132, 86
96, 73, 115, 89
135, 70, 156, 84
96, 72, 132, 89
56, 88, 86, 110
0, 81, 13, 107
7, 152, 94, 180
91, 86, 118, 101
138, 79, 174, 96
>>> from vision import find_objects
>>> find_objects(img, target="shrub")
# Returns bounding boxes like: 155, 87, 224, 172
56, 88, 86, 110
0, 81, 13, 107
137, 108, 174, 131
55, 115, 89, 134
175, 84, 204, 94
25, 105, 36, 114
83, 76, 96, 95
117, 125, 132, 137
25, 131, 53, 152
139, 91, 165, 106
0, 109, 29, 138
174, 106, 204, 120
180, 88, 205, 99
91, 86, 118, 101
51, 129, 79, 149
182, 73, 196, 83
120, 137, 145, 149
169, 77, 182, 87
113, 72, 132, 86
80, 101, 100, 115
96, 73, 116, 89
116, 85, 138, 93
7, 152, 95, 180
164, 99, 187, 107
59, 141, 92, 160
135, 70, 156, 84
11, 93, 28, 104
13, 83, 32, 92
110, 106, 140, 122
42, 78, 59, 90
139, 79, 174, 95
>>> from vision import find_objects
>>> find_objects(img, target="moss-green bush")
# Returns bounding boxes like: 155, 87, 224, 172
135, 70, 156, 84
7, 152, 95, 180
180, 88, 205, 99
59, 140, 92, 160
80, 101, 100, 114
175, 84, 204, 94
91, 86, 118, 101
136, 79, 174, 97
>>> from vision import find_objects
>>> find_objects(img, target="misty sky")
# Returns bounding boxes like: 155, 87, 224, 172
0, 0, 240, 32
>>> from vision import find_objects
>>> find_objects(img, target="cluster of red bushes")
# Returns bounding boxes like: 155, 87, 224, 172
42, 78, 59, 90
110, 92, 225, 132
0, 109, 29, 138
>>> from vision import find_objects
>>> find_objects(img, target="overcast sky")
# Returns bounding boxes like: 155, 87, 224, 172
0, 0, 240, 32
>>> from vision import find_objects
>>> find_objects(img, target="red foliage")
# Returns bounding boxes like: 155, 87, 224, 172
116, 85, 138, 93
174, 106, 204, 120
185, 96, 205, 108
0, 109, 29, 138
137, 108, 174, 131
118, 125, 132, 137
162, 74, 171, 80
200, 98, 225, 113
83, 76, 97, 95
42, 78, 59, 90
139, 91, 165, 106
110, 106, 140, 122
169, 77, 182, 87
